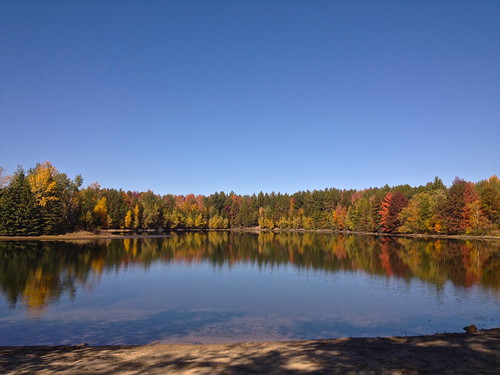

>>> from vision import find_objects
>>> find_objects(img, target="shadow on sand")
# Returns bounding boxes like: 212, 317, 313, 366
1, 328, 499, 374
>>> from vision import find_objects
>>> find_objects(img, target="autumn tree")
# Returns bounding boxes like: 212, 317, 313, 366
194, 213, 207, 228
133, 204, 142, 229
258, 206, 275, 229
441, 177, 467, 234
208, 214, 229, 229
167, 210, 183, 229
461, 183, 490, 234
93, 197, 109, 228
379, 192, 408, 233
78, 183, 101, 229
425, 189, 447, 233
399, 192, 432, 233
104, 189, 128, 229
370, 192, 384, 232
28, 162, 59, 207
124, 210, 133, 229
140, 191, 165, 228
476, 175, 500, 227
398, 190, 446, 234
332, 204, 347, 230
346, 196, 374, 232
28, 162, 62, 234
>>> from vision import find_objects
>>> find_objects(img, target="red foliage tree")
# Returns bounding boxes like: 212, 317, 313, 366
442, 177, 467, 234
380, 192, 408, 233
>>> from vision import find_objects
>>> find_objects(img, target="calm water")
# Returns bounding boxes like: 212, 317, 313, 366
0, 232, 498, 345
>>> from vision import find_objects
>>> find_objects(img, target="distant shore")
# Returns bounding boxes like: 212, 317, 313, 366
1, 328, 499, 374
230, 227, 500, 241
0, 228, 498, 241
0, 231, 177, 241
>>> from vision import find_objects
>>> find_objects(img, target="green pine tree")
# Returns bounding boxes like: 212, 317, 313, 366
0, 167, 42, 236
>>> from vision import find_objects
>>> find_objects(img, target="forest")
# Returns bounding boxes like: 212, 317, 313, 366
0, 162, 498, 236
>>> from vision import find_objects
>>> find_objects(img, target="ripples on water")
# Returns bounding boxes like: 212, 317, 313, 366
0, 232, 498, 345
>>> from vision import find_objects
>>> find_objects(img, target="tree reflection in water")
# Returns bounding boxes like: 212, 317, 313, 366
0, 232, 498, 312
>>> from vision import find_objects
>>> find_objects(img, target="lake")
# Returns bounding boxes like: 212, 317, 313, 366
0, 232, 498, 345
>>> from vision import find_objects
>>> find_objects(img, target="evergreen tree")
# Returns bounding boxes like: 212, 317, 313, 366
0, 167, 41, 236
55, 172, 82, 233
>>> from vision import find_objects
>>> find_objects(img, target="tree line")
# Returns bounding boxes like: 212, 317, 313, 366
0, 162, 498, 236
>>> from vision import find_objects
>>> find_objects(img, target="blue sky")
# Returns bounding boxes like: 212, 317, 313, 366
1, 1, 499, 195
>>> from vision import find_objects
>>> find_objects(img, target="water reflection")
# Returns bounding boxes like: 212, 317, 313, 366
0, 232, 498, 313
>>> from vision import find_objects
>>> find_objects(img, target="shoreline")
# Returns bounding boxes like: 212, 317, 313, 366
230, 227, 500, 241
0, 228, 498, 241
1, 328, 499, 374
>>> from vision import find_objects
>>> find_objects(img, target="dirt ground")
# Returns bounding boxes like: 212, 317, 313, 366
1, 328, 499, 374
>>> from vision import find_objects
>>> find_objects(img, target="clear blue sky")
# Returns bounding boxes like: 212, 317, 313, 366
1, 1, 499, 195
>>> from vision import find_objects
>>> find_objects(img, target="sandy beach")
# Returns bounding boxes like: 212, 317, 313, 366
1, 328, 499, 374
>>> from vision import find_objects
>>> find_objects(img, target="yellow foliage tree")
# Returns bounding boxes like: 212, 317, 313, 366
133, 204, 141, 229
194, 213, 206, 228
302, 216, 314, 229
28, 161, 59, 207
185, 215, 194, 228
124, 209, 132, 229
93, 197, 108, 228
276, 216, 290, 229
208, 214, 228, 229
258, 207, 275, 229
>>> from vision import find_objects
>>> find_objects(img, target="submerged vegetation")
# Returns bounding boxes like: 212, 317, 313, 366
0, 162, 498, 236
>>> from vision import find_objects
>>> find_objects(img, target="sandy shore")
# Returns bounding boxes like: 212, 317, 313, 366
1, 329, 499, 374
